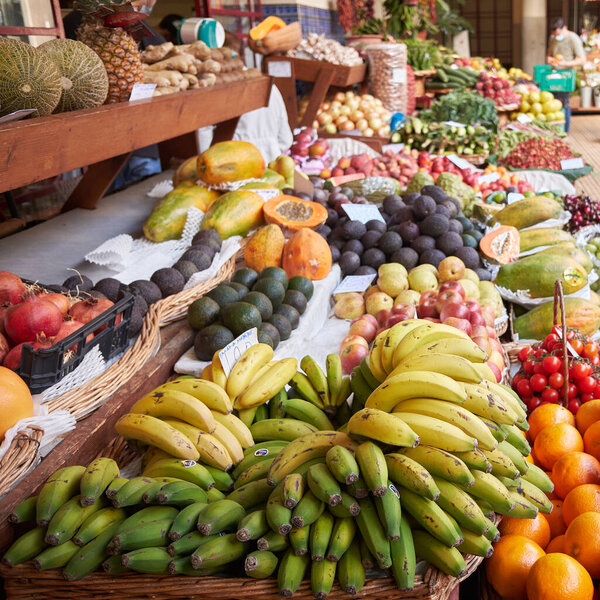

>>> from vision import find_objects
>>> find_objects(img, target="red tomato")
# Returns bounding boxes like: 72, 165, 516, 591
533, 363, 546, 375
592, 355, 600, 367
541, 387, 559, 404
530, 374, 548, 392
523, 359, 535, 375
567, 383, 579, 399
577, 375, 597, 394
584, 342, 599, 359
580, 392, 595, 404
516, 379, 533, 398
571, 362, 591, 380
512, 374, 523, 389
568, 399, 581, 414
542, 356, 561, 374
528, 396, 542, 411
544, 334, 559, 350
571, 339, 584, 355
518, 347, 534, 363
549, 372, 564, 389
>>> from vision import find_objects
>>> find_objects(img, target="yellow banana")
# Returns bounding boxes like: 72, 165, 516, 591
486, 381, 527, 422
226, 343, 274, 399
461, 382, 518, 425
235, 358, 298, 410
391, 352, 482, 384
211, 421, 244, 465
211, 411, 254, 449
394, 337, 487, 368
393, 323, 470, 365
380, 320, 428, 375
368, 329, 388, 382
157, 377, 232, 415
347, 408, 420, 448
470, 361, 498, 383
201, 364, 213, 381
211, 351, 228, 390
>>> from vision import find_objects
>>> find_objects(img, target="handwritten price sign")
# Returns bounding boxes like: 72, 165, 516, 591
218, 328, 259, 376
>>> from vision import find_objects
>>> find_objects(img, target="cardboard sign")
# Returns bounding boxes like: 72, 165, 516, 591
268, 61, 292, 78
333, 274, 377, 295
560, 158, 585, 170
219, 328, 258, 376
342, 204, 385, 224
129, 83, 156, 101
447, 154, 473, 170
293, 170, 315, 197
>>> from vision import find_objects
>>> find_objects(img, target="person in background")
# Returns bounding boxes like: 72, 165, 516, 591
547, 17, 586, 134
157, 14, 183, 43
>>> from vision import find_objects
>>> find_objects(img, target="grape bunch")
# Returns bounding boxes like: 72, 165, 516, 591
564, 195, 600, 233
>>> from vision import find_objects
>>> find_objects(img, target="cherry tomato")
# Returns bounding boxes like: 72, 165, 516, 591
512, 374, 523, 390
571, 362, 592, 380
583, 342, 599, 359
549, 372, 564, 389
541, 387, 559, 403
592, 355, 600, 367
580, 392, 595, 404
542, 356, 562, 374
528, 396, 542, 411
567, 330, 575, 341
571, 339, 584, 355
523, 359, 535, 375
544, 334, 559, 350
568, 399, 581, 414
530, 374, 548, 392
577, 376, 597, 394
533, 362, 546, 375
534, 349, 545, 358
517, 379, 533, 398
518, 347, 534, 363
568, 383, 579, 399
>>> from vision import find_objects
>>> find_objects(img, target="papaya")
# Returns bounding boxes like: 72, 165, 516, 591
197, 141, 265, 185
514, 297, 600, 340
261, 168, 286, 189
238, 181, 279, 191
495, 253, 587, 298
536, 243, 593, 274
143, 185, 220, 242
244, 224, 285, 271
201, 190, 264, 239
263, 196, 328, 232
479, 226, 519, 264
492, 196, 563, 230
173, 156, 199, 186
518, 228, 575, 253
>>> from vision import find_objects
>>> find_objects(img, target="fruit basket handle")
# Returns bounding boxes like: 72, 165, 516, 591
553, 280, 570, 408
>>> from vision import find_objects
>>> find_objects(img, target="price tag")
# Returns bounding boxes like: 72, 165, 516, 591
218, 327, 259, 376
560, 158, 585, 170
516, 113, 532, 124
342, 203, 385, 224
450, 64, 459, 70
246, 188, 281, 201
443, 121, 465, 128
447, 154, 473, 170
478, 172, 500, 184
392, 68, 407, 83
343, 129, 362, 136
0, 109, 37, 123
129, 83, 156, 101
333, 274, 376, 295
268, 60, 292, 78
507, 192, 525, 204
382, 143, 405, 154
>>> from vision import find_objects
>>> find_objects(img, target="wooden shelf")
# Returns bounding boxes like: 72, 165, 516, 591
0, 76, 272, 210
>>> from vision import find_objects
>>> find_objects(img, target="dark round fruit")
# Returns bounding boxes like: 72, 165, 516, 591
151, 268, 185, 297
457, 216, 473, 232
268, 314, 292, 341
362, 248, 386, 269
391, 247, 419, 270
411, 235, 436, 254
232, 268, 259, 289
397, 221, 420, 243
128, 309, 145, 338
470, 229, 484, 243
361, 230, 383, 249
93, 278, 121, 302
188, 296, 221, 330
340, 187, 354, 201
461, 234, 478, 248
326, 209, 339, 228
222, 302, 262, 336
318, 225, 332, 239
454, 246, 480, 269
448, 219, 464, 235
330, 245, 341, 262
354, 265, 377, 276
446, 197, 462, 213
190, 243, 216, 261
313, 188, 327, 202
181, 249, 212, 271
441, 200, 458, 218
227, 282, 249, 299
258, 331, 274, 347
403, 192, 420, 205
259, 322, 280, 349
435, 204, 451, 219
129, 280, 162, 305
331, 238, 345, 251
192, 229, 222, 249
89, 290, 107, 300
207, 285, 239, 307
63, 274, 93, 293
282, 187, 295, 195
275, 304, 300, 329
378, 231, 403, 254
342, 220, 367, 240
420, 214, 450, 238
252, 278, 286, 308
475, 268, 492, 281
419, 248, 446, 268
366, 219, 387, 232
283, 289, 308, 315
343, 239, 364, 256
392, 206, 414, 224
173, 260, 198, 282
296, 192, 312, 201
259, 267, 288, 289
340, 251, 361, 275
243, 291, 273, 321
383, 194, 405, 214
413, 196, 437, 220
436, 232, 464, 256
421, 185, 447, 203
287, 276, 314, 301
194, 325, 234, 361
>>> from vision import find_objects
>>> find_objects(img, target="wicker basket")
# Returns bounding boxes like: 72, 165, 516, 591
459, 153, 489, 166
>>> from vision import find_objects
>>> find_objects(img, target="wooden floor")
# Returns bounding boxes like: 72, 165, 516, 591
568, 115, 600, 197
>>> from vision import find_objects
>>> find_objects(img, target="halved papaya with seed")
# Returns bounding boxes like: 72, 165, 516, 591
263, 196, 328, 233
480, 225, 520, 265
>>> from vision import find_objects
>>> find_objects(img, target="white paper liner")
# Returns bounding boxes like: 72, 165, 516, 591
575, 224, 600, 268
147, 179, 174, 198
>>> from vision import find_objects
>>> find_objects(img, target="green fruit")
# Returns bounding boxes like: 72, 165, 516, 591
206, 285, 239, 307
287, 276, 314, 301
259, 267, 288, 289
461, 234, 477, 248
231, 268, 259, 289
187, 297, 221, 330
222, 302, 262, 336
193, 325, 235, 361
268, 314, 292, 341
244, 291, 274, 321
227, 282, 249, 299
253, 278, 286, 308
274, 304, 300, 330
283, 289, 308, 314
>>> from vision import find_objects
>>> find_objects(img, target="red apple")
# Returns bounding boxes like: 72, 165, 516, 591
349, 316, 378, 343
488, 350, 505, 373
423, 317, 441, 323
438, 281, 465, 298
439, 302, 470, 322
338, 157, 351, 169
392, 303, 416, 318
340, 335, 369, 352
486, 360, 502, 383
489, 338, 503, 355
473, 336, 491, 355
309, 143, 327, 157
377, 309, 391, 328
471, 325, 489, 339
469, 311, 486, 327
340, 343, 369, 374
354, 313, 378, 328
480, 306, 496, 327
417, 298, 438, 319
443, 317, 473, 336
420, 290, 438, 304
486, 326, 497, 340
435, 290, 465, 313
464, 298, 481, 313
387, 313, 411, 326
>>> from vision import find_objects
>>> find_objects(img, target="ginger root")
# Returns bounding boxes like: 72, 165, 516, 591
143, 68, 184, 87
142, 42, 174, 64
183, 73, 199, 88
198, 59, 222, 74
153, 86, 180, 96
198, 73, 217, 88
145, 53, 196, 73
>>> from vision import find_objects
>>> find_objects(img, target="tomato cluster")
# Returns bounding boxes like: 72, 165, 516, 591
513, 326, 600, 415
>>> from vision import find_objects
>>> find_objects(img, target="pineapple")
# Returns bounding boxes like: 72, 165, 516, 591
74, 0, 143, 103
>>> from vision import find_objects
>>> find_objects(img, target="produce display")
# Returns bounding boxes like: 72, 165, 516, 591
421, 91, 499, 131
288, 34, 363, 67
404, 38, 438, 71
511, 87, 565, 123
564, 195, 600, 233
288, 129, 333, 174
425, 65, 478, 91
474, 72, 520, 108
499, 137, 580, 171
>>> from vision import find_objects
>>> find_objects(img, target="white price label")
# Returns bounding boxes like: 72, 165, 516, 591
219, 328, 259, 376
268, 60, 292, 78
382, 143, 405, 153
342, 203, 385, 224
334, 274, 376, 295
516, 113, 532, 124
507, 192, 525, 204
392, 68, 407, 83
560, 158, 585, 170
246, 188, 281, 201
478, 172, 500, 184
447, 154, 473, 170
343, 129, 362, 136
129, 83, 156, 101
443, 121, 465, 128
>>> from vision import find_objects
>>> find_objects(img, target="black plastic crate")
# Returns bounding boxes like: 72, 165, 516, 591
15, 283, 135, 394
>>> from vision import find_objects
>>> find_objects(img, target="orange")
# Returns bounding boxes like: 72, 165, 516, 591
576, 400, 600, 435
583, 421, 600, 462
552, 452, 600, 499
485, 534, 545, 600
546, 499, 567, 538
564, 511, 600, 578
534, 423, 584, 470
562, 484, 600, 526
546, 534, 566, 553
528, 403, 575, 442
0, 366, 33, 440
527, 552, 593, 600
499, 513, 551, 549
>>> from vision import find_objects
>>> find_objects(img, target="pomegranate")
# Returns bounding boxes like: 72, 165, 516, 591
55, 317, 92, 352
69, 297, 115, 333
39, 292, 71, 316
4, 294, 62, 344
0, 271, 26, 305
0, 332, 8, 364
3, 335, 54, 371
0, 304, 8, 336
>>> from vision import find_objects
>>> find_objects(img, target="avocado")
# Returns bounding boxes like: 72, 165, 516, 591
227, 282, 249, 299
461, 234, 478, 248
378, 231, 403, 254
192, 229, 222, 249
397, 222, 420, 243
181, 249, 212, 271
194, 324, 234, 361
191, 243, 216, 261
129, 280, 162, 305
252, 278, 286, 308
411, 235, 436, 255
383, 194, 405, 214
287, 276, 314, 301
283, 289, 308, 315
454, 246, 480, 269
259, 322, 280, 349
421, 215, 449, 238
258, 331, 274, 348
419, 248, 446, 268
342, 239, 364, 256
259, 267, 288, 289
232, 268, 259, 289
339, 251, 360, 275
268, 314, 292, 341
222, 302, 262, 336
244, 291, 273, 321
330, 245, 341, 263
436, 232, 463, 256
93, 278, 121, 302
413, 196, 437, 220
63, 274, 93, 293
173, 260, 198, 282
354, 265, 377, 275
361, 230, 383, 249
151, 268, 185, 297
275, 304, 300, 329
366, 219, 387, 233
362, 248, 386, 269
391, 247, 419, 270
207, 284, 239, 307
342, 221, 367, 240
448, 219, 464, 234
188, 296, 221, 330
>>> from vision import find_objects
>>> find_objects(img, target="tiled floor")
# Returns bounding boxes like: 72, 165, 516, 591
568, 115, 600, 198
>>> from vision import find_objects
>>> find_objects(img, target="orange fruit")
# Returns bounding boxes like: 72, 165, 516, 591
552, 452, 600, 499
584, 421, 600, 462
499, 513, 551, 549
527, 552, 594, 600
528, 404, 575, 442
546, 499, 567, 538
0, 366, 33, 440
576, 400, 600, 435
547, 534, 566, 553
534, 423, 584, 470
564, 511, 600, 578
562, 484, 600, 526
485, 534, 545, 600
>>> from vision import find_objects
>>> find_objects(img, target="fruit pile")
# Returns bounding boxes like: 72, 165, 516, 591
565, 195, 600, 232
486, 401, 600, 600
499, 137, 579, 171
474, 72, 520, 107
511, 87, 565, 123
315, 91, 391, 138
424, 65, 479, 92
333, 258, 505, 378
463, 165, 533, 200
287, 128, 333, 175
324, 149, 421, 183
3, 323, 553, 593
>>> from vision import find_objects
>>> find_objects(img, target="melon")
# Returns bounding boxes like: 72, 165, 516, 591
38, 39, 108, 112
0, 38, 62, 117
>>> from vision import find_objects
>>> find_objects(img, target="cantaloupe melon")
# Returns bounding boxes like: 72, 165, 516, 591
0, 38, 62, 117
38, 39, 108, 112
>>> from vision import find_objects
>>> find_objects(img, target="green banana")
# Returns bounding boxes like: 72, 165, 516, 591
355, 497, 391, 569
36, 465, 86, 526
257, 530, 289, 552
325, 446, 359, 485
521, 463, 554, 493
500, 476, 553, 514
311, 558, 337, 600
389, 515, 416, 590
359, 537, 375, 569
356, 442, 388, 497
498, 440, 530, 475
250, 418, 317, 442
506, 490, 539, 519
105, 477, 128, 499
2, 527, 47, 567
236, 509, 268, 542
102, 554, 128, 575
197, 499, 245, 535
168, 531, 214, 557
266, 489, 292, 536
143, 459, 215, 490
121, 547, 172, 574
112, 477, 157, 508
456, 528, 493, 558
310, 511, 334, 561
45, 495, 105, 546
483, 517, 500, 542
142, 478, 182, 504
412, 530, 467, 578
165, 487, 210, 507
475, 498, 495, 519
204, 466, 234, 492
326, 353, 343, 406
385, 453, 440, 500
349, 369, 371, 414
190, 533, 249, 569
243, 440, 289, 458
467, 471, 515, 515
400, 446, 475, 487
116, 506, 178, 533
282, 473, 304, 509
481, 447, 520, 479
226, 478, 273, 510
254, 403, 269, 423
245, 550, 278, 578
338, 540, 365, 595
80, 458, 120, 506
112, 518, 174, 553
234, 458, 275, 489
167, 557, 219, 576
234, 445, 285, 480
345, 476, 369, 499
501, 423, 532, 455
157, 481, 207, 505
326, 517, 356, 562
206, 487, 227, 503
237, 406, 258, 428
8, 496, 37, 524
269, 388, 288, 419
454, 449, 492, 473
289, 372, 324, 409
169, 502, 208, 541
291, 491, 325, 529
433, 477, 489, 536
307, 463, 342, 507
73, 507, 127, 546
278, 549, 310, 597
289, 525, 310, 556
301, 355, 330, 406
283, 398, 334, 430
375, 481, 402, 540
480, 417, 509, 443
328, 491, 360, 518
